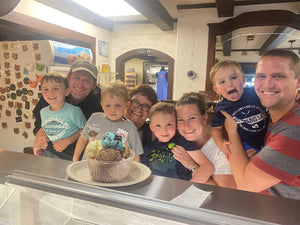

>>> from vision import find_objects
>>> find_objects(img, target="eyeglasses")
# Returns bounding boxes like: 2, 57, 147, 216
130, 99, 151, 112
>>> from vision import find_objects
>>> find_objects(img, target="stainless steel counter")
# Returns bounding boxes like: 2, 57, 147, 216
0, 149, 299, 225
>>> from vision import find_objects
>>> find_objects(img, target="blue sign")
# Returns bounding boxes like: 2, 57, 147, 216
98, 40, 109, 57
50, 41, 92, 65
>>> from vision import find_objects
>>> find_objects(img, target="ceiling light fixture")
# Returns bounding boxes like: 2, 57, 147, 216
288, 40, 296, 48
242, 35, 255, 56
72, 0, 140, 17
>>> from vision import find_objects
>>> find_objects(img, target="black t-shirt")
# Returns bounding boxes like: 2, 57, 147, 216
142, 135, 198, 180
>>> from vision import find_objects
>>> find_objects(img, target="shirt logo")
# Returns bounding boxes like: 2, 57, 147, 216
148, 143, 176, 172
232, 105, 267, 132
43, 118, 69, 142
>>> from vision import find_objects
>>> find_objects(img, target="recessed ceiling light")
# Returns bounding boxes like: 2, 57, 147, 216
72, 0, 140, 17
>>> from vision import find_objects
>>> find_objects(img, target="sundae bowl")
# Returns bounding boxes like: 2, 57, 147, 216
88, 150, 135, 182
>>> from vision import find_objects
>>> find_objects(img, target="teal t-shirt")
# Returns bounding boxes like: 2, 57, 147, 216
41, 102, 86, 142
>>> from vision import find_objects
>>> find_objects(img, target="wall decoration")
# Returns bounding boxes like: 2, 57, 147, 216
98, 40, 109, 57
101, 64, 109, 72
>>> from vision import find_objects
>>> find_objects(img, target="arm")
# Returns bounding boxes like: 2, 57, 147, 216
33, 128, 48, 151
172, 145, 215, 183
73, 136, 88, 162
187, 149, 215, 183
53, 129, 82, 152
211, 126, 230, 160
221, 110, 280, 192
134, 155, 141, 162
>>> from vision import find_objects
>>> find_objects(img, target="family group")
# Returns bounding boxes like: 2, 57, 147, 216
32, 49, 300, 200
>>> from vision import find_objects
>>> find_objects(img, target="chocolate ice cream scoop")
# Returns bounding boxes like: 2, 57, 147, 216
96, 148, 122, 161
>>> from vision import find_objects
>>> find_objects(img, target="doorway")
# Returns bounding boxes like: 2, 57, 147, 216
116, 48, 174, 100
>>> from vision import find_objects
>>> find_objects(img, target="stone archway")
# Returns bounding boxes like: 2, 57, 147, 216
116, 48, 174, 100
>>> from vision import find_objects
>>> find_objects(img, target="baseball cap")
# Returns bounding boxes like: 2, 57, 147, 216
70, 60, 98, 80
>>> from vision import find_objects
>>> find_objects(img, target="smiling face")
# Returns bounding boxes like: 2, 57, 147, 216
41, 80, 69, 111
125, 93, 152, 129
254, 56, 300, 120
101, 94, 128, 122
213, 65, 245, 101
68, 71, 96, 104
150, 112, 176, 143
176, 104, 208, 147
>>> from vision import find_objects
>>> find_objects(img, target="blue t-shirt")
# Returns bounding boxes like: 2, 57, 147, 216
212, 87, 268, 150
41, 102, 86, 142
142, 134, 198, 180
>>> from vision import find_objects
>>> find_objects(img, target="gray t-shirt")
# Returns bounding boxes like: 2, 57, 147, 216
81, 112, 143, 156
201, 138, 232, 175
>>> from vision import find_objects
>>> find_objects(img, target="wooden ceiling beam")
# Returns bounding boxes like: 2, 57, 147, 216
221, 32, 232, 56
124, 0, 174, 31
178, 0, 300, 10
259, 26, 296, 55
0, 0, 20, 16
216, 0, 234, 18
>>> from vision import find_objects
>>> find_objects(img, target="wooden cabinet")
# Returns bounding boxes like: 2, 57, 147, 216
125, 72, 136, 90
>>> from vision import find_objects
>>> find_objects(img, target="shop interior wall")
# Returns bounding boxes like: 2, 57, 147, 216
175, 2, 299, 100
111, 23, 177, 84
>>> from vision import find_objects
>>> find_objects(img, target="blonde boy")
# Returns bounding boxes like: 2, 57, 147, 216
210, 60, 268, 159
73, 80, 143, 161
35, 73, 86, 160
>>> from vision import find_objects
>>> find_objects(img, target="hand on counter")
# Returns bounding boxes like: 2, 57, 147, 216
33, 128, 48, 156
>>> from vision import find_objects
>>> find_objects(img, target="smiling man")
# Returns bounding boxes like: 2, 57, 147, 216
33, 60, 103, 160
222, 49, 300, 200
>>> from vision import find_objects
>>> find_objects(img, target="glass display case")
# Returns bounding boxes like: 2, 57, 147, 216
0, 170, 278, 225
0, 150, 299, 225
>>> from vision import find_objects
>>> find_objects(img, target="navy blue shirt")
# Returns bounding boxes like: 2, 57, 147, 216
212, 87, 268, 150
142, 135, 198, 180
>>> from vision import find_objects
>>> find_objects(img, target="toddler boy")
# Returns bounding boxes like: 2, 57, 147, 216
73, 80, 143, 161
35, 73, 86, 160
142, 102, 201, 180
210, 60, 268, 158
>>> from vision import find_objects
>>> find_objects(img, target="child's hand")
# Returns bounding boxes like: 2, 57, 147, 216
53, 138, 70, 152
33, 147, 43, 156
172, 145, 195, 169
34, 129, 48, 151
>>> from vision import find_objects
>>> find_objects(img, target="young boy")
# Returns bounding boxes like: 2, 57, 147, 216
142, 102, 213, 181
73, 80, 143, 162
34, 73, 87, 160
210, 60, 268, 159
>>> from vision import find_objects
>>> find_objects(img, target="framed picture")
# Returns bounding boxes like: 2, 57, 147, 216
98, 40, 109, 57
101, 64, 110, 72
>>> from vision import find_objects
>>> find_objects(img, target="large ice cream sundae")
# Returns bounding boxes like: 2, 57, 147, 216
86, 132, 134, 182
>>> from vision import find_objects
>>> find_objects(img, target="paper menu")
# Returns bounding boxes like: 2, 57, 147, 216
170, 185, 212, 208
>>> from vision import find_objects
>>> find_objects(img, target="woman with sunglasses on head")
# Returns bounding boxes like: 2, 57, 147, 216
125, 84, 157, 151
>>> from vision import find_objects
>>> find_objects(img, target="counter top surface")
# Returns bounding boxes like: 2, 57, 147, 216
0, 149, 299, 225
